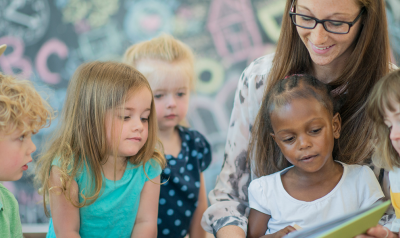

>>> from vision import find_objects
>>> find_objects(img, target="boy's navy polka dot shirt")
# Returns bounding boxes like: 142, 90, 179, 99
157, 126, 212, 238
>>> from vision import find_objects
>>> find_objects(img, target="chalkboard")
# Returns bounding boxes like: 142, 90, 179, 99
0, 0, 398, 224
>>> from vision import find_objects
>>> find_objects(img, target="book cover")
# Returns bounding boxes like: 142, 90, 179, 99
286, 200, 391, 238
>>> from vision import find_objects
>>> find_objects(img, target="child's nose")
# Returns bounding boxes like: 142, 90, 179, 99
299, 136, 312, 150
27, 137, 36, 155
390, 124, 400, 141
132, 117, 144, 132
167, 95, 176, 108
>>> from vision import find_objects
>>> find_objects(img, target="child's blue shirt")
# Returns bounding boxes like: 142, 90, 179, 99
46, 158, 161, 238
157, 126, 211, 238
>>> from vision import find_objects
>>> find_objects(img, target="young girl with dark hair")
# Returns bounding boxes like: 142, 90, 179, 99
246, 75, 383, 238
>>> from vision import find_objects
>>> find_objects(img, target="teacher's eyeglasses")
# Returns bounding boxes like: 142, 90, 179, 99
289, 2, 365, 34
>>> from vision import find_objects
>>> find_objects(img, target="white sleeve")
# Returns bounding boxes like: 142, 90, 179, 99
248, 178, 271, 215
358, 166, 385, 209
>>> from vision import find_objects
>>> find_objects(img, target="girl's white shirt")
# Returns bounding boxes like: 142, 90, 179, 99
248, 162, 384, 235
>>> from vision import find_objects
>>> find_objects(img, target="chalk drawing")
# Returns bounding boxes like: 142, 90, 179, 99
246, 43, 276, 65
174, 5, 207, 36
0, 36, 32, 79
63, 49, 85, 80
123, 0, 175, 43
74, 19, 91, 34
35, 38, 69, 85
61, 0, 119, 28
77, 21, 124, 61
0, 0, 50, 46
188, 74, 240, 159
257, 0, 286, 43
207, 0, 263, 65
195, 58, 225, 94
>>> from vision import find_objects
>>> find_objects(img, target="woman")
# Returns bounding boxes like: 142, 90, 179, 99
201, 0, 396, 237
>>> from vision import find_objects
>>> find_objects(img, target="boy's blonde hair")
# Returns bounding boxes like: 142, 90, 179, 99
35, 61, 165, 215
122, 33, 195, 91
367, 69, 400, 170
0, 73, 51, 135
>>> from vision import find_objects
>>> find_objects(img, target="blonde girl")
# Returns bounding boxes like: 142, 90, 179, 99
363, 69, 400, 238
35, 61, 165, 238
123, 34, 211, 238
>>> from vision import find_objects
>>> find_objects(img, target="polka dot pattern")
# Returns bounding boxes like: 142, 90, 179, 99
160, 198, 166, 205
162, 229, 170, 235
157, 126, 212, 238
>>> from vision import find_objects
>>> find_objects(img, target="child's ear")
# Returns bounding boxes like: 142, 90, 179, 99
332, 112, 341, 139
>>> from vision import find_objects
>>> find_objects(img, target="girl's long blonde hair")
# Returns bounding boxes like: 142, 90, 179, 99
367, 69, 400, 170
35, 61, 165, 215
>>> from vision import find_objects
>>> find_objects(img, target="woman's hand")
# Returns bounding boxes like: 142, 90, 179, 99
260, 226, 297, 238
355, 225, 398, 238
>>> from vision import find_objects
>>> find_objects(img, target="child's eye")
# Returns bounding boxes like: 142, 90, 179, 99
177, 92, 185, 97
154, 94, 163, 99
141, 118, 149, 122
283, 137, 295, 143
311, 128, 322, 134
118, 116, 130, 121
19, 134, 25, 141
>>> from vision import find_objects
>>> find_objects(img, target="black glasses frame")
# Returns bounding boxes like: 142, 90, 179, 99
289, 1, 365, 34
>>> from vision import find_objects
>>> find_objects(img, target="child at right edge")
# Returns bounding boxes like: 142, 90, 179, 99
364, 69, 400, 237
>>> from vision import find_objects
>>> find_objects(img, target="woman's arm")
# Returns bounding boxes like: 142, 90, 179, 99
201, 54, 274, 237
49, 166, 80, 238
131, 175, 160, 238
189, 173, 207, 238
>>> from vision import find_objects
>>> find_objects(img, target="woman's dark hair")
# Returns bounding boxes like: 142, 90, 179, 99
248, 74, 340, 177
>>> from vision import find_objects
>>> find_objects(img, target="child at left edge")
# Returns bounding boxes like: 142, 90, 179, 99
0, 45, 52, 237
123, 34, 211, 238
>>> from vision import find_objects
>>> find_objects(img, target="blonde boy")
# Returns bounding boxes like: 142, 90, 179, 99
0, 72, 51, 237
